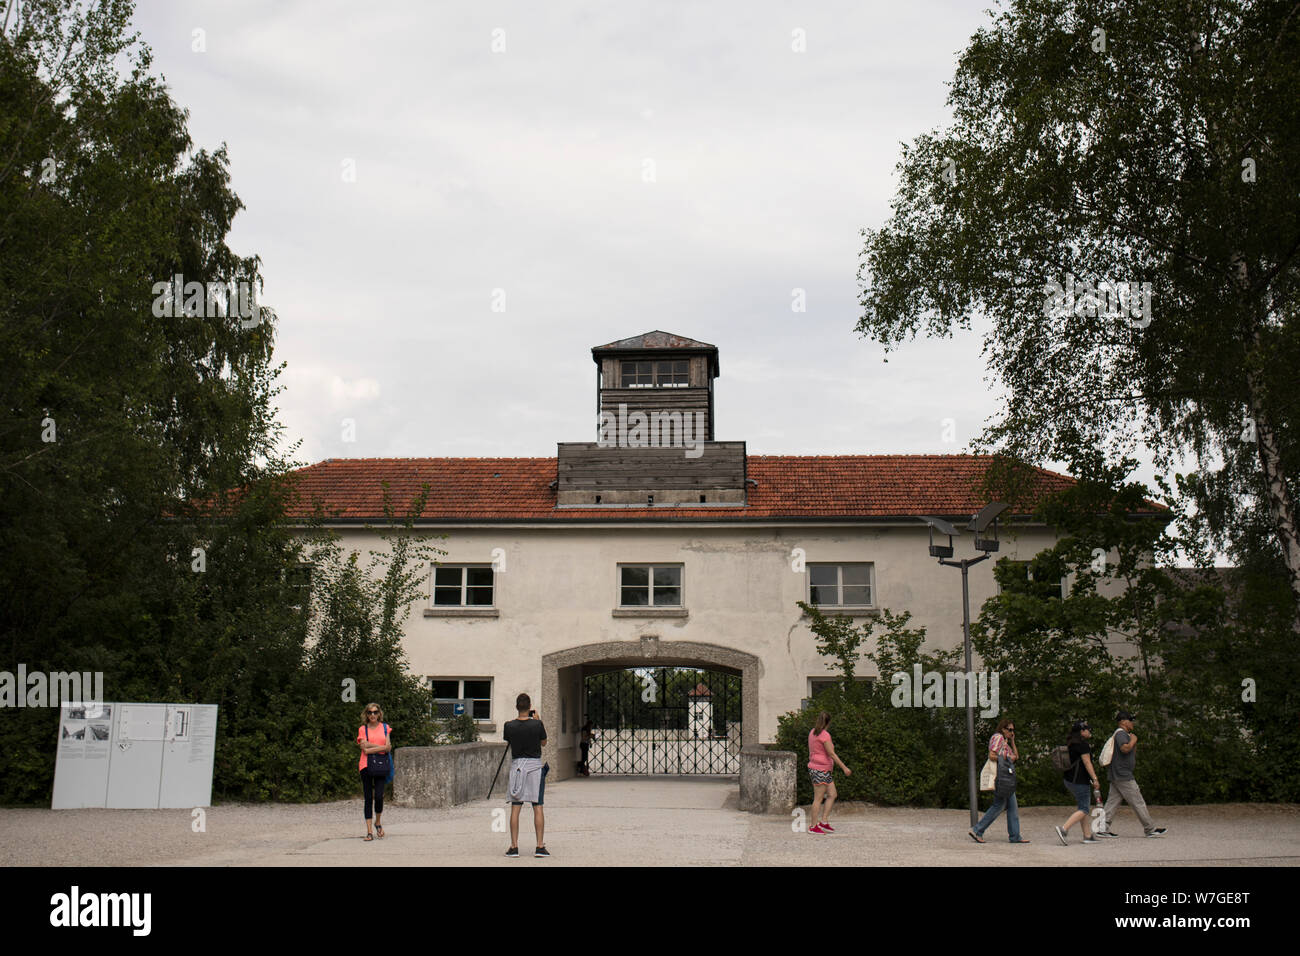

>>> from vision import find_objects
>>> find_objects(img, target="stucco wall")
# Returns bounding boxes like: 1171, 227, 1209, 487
324, 521, 1068, 750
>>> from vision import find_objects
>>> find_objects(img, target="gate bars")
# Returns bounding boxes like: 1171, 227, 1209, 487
583, 667, 742, 774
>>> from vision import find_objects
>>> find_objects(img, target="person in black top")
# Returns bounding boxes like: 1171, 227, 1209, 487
1054, 721, 1102, 845
577, 720, 594, 776
502, 693, 548, 858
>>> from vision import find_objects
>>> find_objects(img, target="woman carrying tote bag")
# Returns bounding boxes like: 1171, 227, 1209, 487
968, 716, 1030, 844
357, 703, 394, 841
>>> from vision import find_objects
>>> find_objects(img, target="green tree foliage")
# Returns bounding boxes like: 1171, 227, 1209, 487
778, 605, 968, 807
435, 713, 480, 745
782, 464, 1300, 807
857, 0, 1300, 621
214, 490, 443, 802
973, 462, 1300, 805
796, 601, 866, 689
0, 0, 297, 803
0, 1, 439, 803
971, 461, 1152, 803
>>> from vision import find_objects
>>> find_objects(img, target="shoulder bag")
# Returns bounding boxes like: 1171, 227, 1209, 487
364, 723, 392, 779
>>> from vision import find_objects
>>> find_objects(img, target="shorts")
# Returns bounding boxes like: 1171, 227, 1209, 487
509, 758, 547, 806
1063, 779, 1092, 813
809, 768, 832, 786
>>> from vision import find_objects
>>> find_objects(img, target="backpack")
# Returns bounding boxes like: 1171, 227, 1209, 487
1050, 745, 1073, 772
1098, 731, 1118, 767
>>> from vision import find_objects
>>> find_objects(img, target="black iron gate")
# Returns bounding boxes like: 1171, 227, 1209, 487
583, 667, 742, 774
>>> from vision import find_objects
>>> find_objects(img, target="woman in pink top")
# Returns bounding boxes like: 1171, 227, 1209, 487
357, 702, 393, 841
807, 711, 852, 834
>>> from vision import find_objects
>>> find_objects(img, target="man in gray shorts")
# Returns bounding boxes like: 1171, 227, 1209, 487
503, 693, 549, 858
1101, 710, 1167, 838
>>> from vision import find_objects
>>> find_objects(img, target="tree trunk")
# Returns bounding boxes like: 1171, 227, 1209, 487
1243, 350, 1300, 629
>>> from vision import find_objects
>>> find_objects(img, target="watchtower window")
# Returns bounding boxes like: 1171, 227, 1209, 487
622, 359, 689, 388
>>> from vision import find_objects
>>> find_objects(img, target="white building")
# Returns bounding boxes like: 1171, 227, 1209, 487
289, 332, 1110, 781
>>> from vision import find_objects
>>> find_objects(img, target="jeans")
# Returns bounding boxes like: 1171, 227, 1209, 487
361, 771, 386, 819
1104, 776, 1155, 832
973, 790, 1021, 841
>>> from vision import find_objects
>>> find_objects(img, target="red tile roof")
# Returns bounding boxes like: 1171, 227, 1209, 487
278, 455, 1104, 523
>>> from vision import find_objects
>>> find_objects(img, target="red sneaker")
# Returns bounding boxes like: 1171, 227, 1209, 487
819, 823, 835, 832
809, 824, 825, 834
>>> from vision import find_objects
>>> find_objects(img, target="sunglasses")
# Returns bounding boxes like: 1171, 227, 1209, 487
366, 710, 380, 716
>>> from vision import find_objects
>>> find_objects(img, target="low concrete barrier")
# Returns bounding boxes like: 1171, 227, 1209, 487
391, 742, 510, 808
739, 746, 796, 814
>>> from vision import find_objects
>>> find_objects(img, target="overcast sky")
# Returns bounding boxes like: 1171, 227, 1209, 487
130, 1, 1144, 485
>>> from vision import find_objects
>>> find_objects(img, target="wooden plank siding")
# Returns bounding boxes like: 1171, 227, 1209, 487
556, 441, 746, 490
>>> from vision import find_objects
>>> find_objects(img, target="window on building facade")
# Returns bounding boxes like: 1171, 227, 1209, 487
808, 677, 876, 698
619, 564, 682, 606
997, 560, 1066, 600
286, 563, 313, 611
808, 563, 874, 607
432, 565, 494, 606
429, 678, 492, 720
621, 359, 689, 388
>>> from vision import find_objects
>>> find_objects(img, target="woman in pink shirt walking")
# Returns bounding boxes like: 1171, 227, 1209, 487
807, 711, 852, 834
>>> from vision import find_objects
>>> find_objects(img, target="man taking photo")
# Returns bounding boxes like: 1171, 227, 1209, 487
502, 693, 549, 858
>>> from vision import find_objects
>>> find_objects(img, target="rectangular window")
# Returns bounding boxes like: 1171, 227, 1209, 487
286, 564, 313, 611
429, 678, 492, 720
656, 359, 689, 387
619, 564, 683, 607
997, 561, 1065, 600
432, 565, 495, 606
620, 359, 689, 387
622, 360, 655, 387
809, 677, 875, 698
808, 563, 874, 607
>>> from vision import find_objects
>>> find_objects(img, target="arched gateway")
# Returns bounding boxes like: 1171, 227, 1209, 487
541, 639, 761, 781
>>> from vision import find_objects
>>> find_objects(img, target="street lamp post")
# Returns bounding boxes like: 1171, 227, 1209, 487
920, 503, 1008, 828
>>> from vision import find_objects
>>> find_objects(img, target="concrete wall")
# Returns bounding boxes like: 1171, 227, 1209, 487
390, 742, 510, 809
739, 747, 796, 814
328, 522, 1065, 752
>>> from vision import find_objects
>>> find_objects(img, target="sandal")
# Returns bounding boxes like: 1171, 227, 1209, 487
364, 832, 374, 841
375, 825, 384, 839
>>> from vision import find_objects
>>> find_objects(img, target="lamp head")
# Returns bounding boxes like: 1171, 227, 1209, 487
919, 517, 957, 558
970, 502, 1009, 553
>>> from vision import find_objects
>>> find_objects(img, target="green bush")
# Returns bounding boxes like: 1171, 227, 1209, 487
436, 713, 480, 745
777, 684, 965, 806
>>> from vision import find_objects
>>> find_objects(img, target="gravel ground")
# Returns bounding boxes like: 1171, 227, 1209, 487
4, 777, 1298, 867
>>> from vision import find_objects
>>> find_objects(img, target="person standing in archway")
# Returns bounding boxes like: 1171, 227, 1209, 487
808, 711, 852, 834
577, 719, 593, 777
